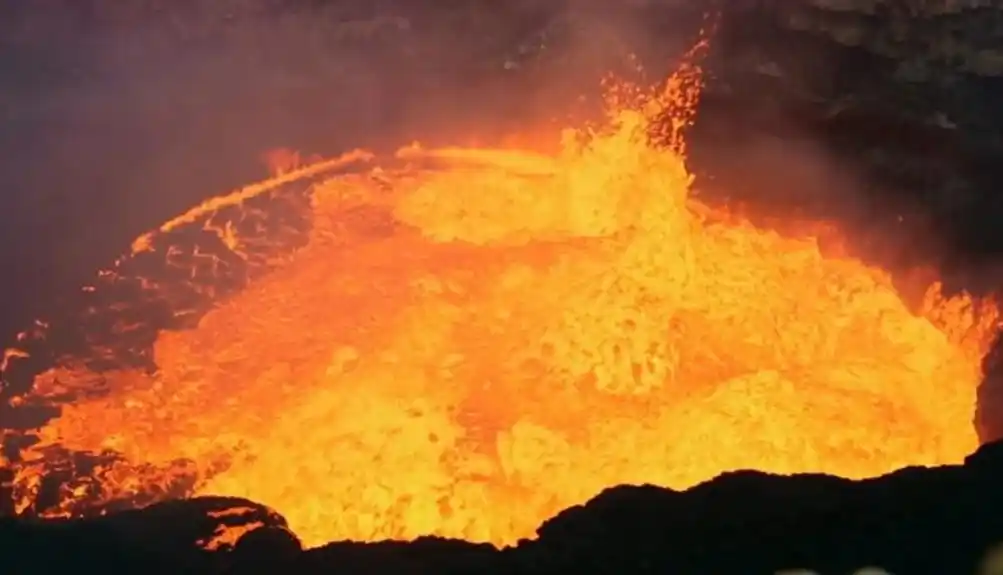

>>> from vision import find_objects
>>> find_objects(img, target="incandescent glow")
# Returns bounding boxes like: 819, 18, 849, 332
4, 61, 999, 549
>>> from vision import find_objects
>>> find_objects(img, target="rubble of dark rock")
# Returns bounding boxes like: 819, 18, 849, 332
1, 441, 1002, 574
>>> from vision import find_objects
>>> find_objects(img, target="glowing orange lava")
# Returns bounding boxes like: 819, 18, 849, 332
3, 62, 1000, 548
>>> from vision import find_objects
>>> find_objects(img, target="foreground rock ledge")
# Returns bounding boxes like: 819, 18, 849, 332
1, 441, 1002, 575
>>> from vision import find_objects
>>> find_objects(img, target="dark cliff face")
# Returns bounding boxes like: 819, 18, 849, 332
703, 1, 1003, 224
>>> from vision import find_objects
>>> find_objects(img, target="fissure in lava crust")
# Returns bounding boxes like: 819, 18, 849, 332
1, 61, 999, 549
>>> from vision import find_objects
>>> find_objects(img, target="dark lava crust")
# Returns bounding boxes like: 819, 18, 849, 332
2, 441, 1003, 575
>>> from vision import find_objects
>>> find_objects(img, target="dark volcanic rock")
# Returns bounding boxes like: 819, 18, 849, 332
2, 441, 1003, 574
0, 497, 291, 574
695, 0, 1003, 223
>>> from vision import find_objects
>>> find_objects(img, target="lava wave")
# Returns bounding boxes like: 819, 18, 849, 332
2, 62, 1000, 549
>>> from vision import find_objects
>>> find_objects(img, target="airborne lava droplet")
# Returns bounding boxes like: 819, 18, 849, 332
3, 59, 1000, 548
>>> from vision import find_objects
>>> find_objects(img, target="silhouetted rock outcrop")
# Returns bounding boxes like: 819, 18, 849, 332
2, 441, 1003, 575
0, 497, 291, 575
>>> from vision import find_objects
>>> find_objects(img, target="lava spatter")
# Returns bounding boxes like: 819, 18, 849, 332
2, 60, 999, 548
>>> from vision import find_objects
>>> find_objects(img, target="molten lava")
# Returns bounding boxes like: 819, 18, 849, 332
3, 63, 999, 548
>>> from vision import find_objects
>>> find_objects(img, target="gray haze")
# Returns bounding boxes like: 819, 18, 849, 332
0, 2, 583, 331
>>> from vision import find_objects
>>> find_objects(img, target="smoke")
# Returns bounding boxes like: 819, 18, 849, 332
0, 1, 996, 340
0, 0, 710, 316
0, 1, 549, 331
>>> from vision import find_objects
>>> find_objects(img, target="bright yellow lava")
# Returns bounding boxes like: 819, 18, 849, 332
5, 62, 999, 548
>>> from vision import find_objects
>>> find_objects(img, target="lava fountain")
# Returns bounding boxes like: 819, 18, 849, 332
2, 61, 999, 549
